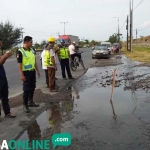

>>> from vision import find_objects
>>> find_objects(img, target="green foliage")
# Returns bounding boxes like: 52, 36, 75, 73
108, 33, 118, 44
34, 42, 41, 49
0, 21, 22, 50
90, 40, 100, 46
85, 39, 89, 44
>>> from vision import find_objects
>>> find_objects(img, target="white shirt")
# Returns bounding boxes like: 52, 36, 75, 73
68, 44, 75, 55
41, 49, 55, 69
41, 50, 47, 70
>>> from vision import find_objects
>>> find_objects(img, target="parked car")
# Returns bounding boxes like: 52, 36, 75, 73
101, 42, 112, 55
92, 45, 109, 59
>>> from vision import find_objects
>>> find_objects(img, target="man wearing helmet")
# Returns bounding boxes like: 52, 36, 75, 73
57, 39, 74, 80
46, 37, 58, 92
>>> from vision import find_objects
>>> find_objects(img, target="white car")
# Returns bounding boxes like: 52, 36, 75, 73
92, 45, 109, 59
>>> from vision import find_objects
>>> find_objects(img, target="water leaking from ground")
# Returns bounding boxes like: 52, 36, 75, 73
18, 56, 150, 150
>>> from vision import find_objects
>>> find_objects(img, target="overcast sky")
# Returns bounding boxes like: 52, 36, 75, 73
0, 0, 149, 43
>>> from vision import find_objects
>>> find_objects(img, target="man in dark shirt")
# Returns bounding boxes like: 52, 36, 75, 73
0, 38, 16, 121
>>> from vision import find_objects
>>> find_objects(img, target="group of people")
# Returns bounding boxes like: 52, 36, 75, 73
40, 37, 76, 93
0, 35, 79, 121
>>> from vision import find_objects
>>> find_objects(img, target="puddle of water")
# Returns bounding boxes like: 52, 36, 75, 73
17, 57, 150, 149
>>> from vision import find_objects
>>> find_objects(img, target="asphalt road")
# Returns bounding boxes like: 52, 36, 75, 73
3, 48, 93, 97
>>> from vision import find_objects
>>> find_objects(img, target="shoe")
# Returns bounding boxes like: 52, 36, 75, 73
63, 78, 67, 80
55, 77, 58, 80
23, 106, 30, 113
50, 89, 58, 92
69, 77, 75, 79
5, 113, 16, 118
28, 102, 39, 107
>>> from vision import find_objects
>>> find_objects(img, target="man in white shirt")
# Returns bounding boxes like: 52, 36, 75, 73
41, 43, 49, 88
68, 41, 81, 62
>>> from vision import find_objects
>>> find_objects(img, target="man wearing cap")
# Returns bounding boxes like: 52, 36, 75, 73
57, 39, 74, 80
0, 38, 16, 120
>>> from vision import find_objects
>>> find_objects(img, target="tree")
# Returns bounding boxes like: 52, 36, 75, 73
85, 39, 89, 44
0, 21, 22, 52
90, 40, 100, 46
34, 42, 41, 49
108, 34, 118, 44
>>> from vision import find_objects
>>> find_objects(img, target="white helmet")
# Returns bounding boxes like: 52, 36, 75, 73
72, 41, 76, 44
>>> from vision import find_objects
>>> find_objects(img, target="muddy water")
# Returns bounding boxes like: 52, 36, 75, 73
18, 56, 150, 150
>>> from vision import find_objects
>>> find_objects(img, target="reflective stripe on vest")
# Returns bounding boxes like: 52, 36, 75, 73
59, 48, 69, 59
19, 48, 35, 71
44, 51, 53, 66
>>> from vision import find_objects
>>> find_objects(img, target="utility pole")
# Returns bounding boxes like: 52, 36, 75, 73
129, 0, 131, 52
60, 22, 68, 35
118, 18, 120, 43
130, 0, 133, 52
126, 15, 129, 51
136, 29, 138, 45
131, 0, 133, 52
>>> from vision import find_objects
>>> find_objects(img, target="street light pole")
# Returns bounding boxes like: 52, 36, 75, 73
60, 22, 68, 35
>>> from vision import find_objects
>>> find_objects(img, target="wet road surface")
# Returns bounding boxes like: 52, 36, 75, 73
17, 55, 150, 150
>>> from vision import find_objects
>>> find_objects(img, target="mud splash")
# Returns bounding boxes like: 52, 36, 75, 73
18, 56, 150, 150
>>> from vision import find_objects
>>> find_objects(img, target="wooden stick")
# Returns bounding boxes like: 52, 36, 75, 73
110, 69, 117, 102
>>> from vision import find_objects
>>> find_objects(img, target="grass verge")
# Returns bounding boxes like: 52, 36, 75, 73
121, 46, 150, 63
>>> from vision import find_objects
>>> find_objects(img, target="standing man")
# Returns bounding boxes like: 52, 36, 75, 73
57, 39, 74, 80
41, 42, 49, 88
17, 36, 40, 113
0, 38, 16, 120
46, 37, 58, 92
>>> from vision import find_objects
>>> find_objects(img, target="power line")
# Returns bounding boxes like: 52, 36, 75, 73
138, 25, 150, 31
25, 24, 59, 29
133, 0, 144, 11
121, 1, 129, 17
68, 21, 115, 27
120, 20, 126, 30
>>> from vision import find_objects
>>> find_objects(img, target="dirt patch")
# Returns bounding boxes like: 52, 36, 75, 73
9, 89, 72, 108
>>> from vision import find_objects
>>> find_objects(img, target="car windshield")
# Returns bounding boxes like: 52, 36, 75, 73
94, 46, 107, 50
101, 44, 110, 47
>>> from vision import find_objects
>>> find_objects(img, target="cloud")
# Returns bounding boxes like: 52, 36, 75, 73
141, 21, 150, 28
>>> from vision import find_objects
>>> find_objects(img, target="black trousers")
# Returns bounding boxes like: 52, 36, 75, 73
60, 59, 72, 78
71, 53, 81, 61
23, 70, 36, 106
0, 77, 10, 115
44, 69, 49, 86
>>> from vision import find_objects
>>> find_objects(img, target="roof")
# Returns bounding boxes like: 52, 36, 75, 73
58, 35, 70, 40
